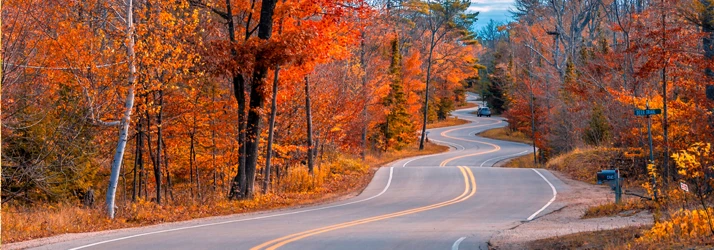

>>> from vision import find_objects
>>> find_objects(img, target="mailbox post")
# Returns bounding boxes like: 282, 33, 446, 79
597, 169, 622, 204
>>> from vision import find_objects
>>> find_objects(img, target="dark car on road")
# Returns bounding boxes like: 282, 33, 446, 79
476, 107, 491, 117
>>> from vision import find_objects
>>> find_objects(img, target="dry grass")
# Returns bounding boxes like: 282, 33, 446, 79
517, 146, 714, 249
364, 142, 449, 168
545, 147, 648, 186
524, 226, 648, 250
2, 142, 449, 243
455, 102, 478, 109
2, 163, 373, 243
635, 208, 714, 247
529, 208, 714, 249
501, 154, 539, 168
478, 127, 533, 145
583, 199, 655, 219
425, 117, 469, 129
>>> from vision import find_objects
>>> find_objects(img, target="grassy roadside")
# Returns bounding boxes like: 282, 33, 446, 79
478, 127, 657, 248
456, 102, 478, 109
524, 226, 648, 250
477, 127, 538, 169
482, 128, 714, 248
365, 142, 448, 168
478, 127, 532, 144
426, 117, 469, 129
2, 142, 449, 244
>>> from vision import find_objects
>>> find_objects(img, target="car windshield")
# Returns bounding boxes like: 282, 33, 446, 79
482, 108, 489, 111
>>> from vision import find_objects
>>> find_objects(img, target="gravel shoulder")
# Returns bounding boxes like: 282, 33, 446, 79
489, 171, 654, 250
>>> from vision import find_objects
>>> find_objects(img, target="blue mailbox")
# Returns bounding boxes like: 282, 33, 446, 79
596, 169, 618, 184
596, 169, 622, 204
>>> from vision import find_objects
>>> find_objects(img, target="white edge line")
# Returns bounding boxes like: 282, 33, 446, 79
69, 167, 395, 250
478, 150, 529, 168
401, 154, 431, 167
527, 169, 557, 221
400, 139, 465, 168
429, 138, 465, 150
451, 236, 467, 250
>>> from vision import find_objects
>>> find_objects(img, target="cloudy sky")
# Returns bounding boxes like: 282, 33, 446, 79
469, 0, 514, 29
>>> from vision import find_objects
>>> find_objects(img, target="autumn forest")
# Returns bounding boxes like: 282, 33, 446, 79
2, 0, 714, 246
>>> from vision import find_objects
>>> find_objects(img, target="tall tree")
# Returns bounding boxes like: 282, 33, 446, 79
305, 76, 315, 173
242, 0, 278, 198
413, 0, 477, 150
106, 0, 138, 219
379, 38, 415, 150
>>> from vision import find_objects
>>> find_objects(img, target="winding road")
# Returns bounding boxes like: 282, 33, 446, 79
34, 94, 566, 250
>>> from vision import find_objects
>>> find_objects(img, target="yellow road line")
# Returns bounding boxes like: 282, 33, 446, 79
439, 118, 503, 167
251, 166, 478, 250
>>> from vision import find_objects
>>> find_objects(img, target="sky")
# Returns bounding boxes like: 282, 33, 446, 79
469, 0, 514, 29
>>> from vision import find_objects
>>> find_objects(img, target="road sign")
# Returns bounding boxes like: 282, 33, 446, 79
634, 109, 662, 116
680, 182, 689, 192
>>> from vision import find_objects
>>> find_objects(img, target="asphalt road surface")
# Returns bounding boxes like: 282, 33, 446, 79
35, 95, 566, 250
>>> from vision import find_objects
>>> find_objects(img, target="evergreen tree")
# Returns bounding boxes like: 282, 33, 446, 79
583, 104, 611, 146
379, 38, 415, 151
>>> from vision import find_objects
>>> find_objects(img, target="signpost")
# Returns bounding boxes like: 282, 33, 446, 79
635, 101, 661, 201
680, 182, 689, 192
634, 109, 662, 116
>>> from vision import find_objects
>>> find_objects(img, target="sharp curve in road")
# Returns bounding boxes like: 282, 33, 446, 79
35, 94, 567, 250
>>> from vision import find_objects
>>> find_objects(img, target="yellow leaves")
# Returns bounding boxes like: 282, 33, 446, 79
639, 208, 714, 243
673, 142, 712, 180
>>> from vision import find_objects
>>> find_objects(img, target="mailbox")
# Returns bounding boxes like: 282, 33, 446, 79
596, 169, 618, 185
596, 169, 622, 204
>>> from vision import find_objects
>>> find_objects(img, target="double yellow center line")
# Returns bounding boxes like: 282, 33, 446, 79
439, 118, 503, 167
250, 166, 477, 250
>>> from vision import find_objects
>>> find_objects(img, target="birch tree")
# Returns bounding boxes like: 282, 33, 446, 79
106, 0, 138, 219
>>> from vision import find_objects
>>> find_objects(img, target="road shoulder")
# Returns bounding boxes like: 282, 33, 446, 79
488, 171, 653, 250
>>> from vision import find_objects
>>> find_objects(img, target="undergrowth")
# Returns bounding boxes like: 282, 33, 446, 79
478, 127, 532, 145
583, 199, 655, 219
425, 117, 469, 129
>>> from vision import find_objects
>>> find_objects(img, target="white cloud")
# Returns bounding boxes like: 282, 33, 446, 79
469, 0, 514, 12
471, 0, 513, 4
470, 0, 515, 28
469, 6, 493, 12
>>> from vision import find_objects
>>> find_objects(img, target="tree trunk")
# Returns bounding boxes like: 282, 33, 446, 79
225, 0, 248, 199
243, 0, 278, 198
702, 0, 714, 185
212, 86, 217, 190
661, 4, 670, 181
162, 138, 173, 201
107, 0, 136, 219
305, 76, 315, 174
189, 131, 195, 197
229, 75, 248, 199
360, 31, 368, 160
132, 122, 141, 202
1, 0, 3, 223
191, 107, 201, 198
154, 89, 163, 204
264, 66, 280, 194
145, 98, 160, 204
195, 134, 201, 199
139, 125, 146, 199
419, 36, 436, 150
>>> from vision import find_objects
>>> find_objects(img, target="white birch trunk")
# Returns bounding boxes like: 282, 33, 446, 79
107, 0, 136, 219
